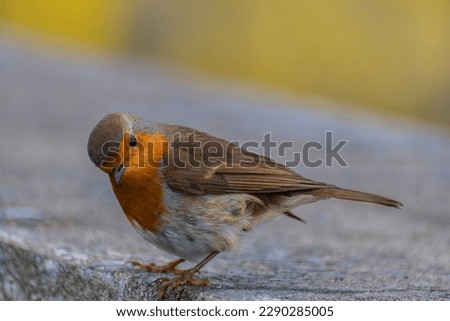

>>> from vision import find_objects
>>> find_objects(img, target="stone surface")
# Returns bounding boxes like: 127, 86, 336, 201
0, 34, 449, 300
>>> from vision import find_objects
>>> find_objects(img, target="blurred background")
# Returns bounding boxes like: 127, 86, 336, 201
1, 1, 450, 301
1, 0, 449, 127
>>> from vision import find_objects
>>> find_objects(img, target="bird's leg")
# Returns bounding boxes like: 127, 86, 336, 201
129, 258, 186, 275
159, 251, 220, 299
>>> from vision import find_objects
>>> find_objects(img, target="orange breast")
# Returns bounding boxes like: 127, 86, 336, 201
111, 131, 169, 232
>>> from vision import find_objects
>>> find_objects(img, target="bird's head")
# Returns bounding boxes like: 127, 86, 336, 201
87, 112, 167, 186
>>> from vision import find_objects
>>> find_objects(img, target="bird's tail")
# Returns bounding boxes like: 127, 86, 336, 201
306, 187, 403, 208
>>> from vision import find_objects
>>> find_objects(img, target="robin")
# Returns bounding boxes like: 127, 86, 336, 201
87, 112, 402, 297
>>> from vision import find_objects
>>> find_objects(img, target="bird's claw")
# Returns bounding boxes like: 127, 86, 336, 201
158, 274, 210, 300
128, 258, 186, 275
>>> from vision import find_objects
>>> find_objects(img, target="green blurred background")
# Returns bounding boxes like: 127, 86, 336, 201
1, 0, 449, 126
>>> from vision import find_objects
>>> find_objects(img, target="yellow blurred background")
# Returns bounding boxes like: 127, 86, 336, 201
1, 0, 449, 126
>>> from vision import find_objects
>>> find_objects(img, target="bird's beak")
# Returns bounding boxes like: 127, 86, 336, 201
112, 164, 125, 185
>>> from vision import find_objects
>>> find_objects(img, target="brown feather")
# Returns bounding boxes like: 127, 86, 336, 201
284, 211, 307, 223
163, 126, 332, 194
161, 125, 402, 209
305, 188, 403, 208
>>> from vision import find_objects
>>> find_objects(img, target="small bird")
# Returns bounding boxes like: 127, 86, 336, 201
87, 112, 402, 297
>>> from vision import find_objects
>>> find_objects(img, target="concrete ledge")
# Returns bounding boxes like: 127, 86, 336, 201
0, 35, 449, 300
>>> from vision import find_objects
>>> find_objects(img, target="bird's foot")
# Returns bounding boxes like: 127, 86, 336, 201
158, 271, 210, 300
128, 258, 186, 275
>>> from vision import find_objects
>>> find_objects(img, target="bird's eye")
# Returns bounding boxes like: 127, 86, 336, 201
129, 134, 137, 147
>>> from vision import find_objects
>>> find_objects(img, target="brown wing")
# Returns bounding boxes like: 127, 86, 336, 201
161, 126, 332, 195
